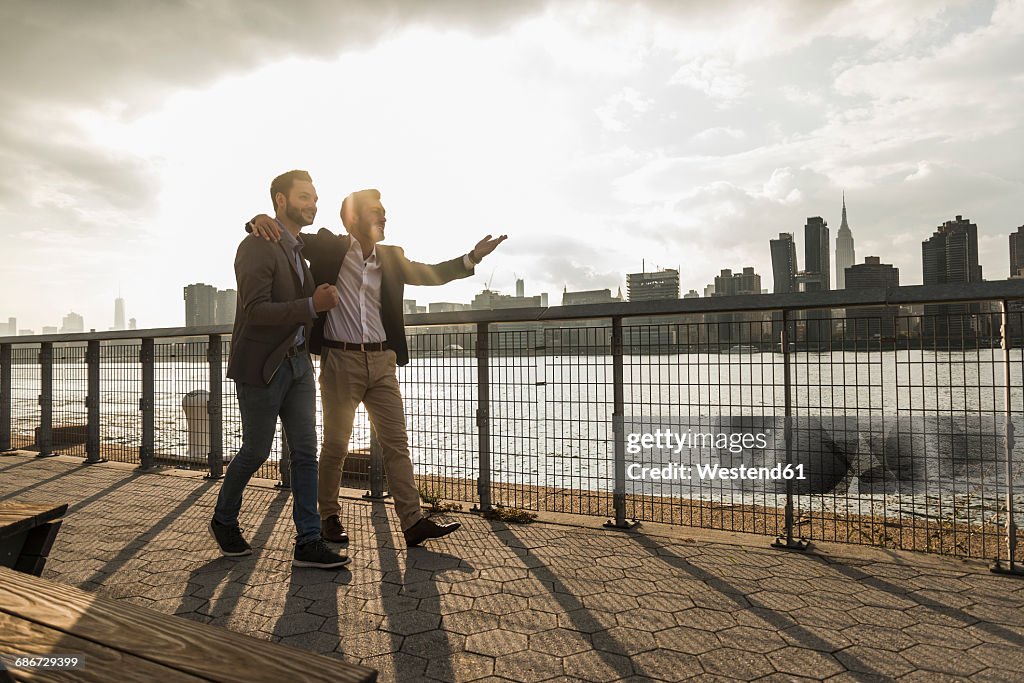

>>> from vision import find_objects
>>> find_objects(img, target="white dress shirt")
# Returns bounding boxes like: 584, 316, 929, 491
324, 239, 387, 344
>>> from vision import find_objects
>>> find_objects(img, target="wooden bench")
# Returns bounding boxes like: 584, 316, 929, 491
0, 565, 377, 682
0, 502, 67, 577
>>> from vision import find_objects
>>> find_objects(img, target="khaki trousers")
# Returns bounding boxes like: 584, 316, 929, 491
317, 348, 423, 531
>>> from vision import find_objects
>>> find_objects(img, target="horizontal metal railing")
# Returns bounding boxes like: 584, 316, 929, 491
2, 281, 1023, 569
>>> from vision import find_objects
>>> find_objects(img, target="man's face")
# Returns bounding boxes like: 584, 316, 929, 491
280, 180, 318, 227
358, 198, 386, 243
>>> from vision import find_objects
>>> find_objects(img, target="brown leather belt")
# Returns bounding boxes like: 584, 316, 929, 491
322, 339, 389, 352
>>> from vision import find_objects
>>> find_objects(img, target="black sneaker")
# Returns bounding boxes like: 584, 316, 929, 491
209, 519, 252, 557
293, 538, 351, 569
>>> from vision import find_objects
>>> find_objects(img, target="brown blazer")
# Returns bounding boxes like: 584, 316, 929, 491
226, 233, 316, 386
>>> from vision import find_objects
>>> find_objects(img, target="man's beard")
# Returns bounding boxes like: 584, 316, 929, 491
285, 201, 314, 227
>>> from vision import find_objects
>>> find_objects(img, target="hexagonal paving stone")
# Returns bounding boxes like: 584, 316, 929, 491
465, 629, 529, 657
673, 607, 737, 632
716, 625, 788, 654
425, 651, 495, 682
561, 650, 634, 682
442, 610, 502, 636
833, 645, 915, 679
630, 649, 703, 682
342, 629, 403, 659
475, 593, 530, 616
401, 629, 462, 659
654, 625, 722, 656
589, 627, 658, 657
381, 610, 441, 637
699, 647, 775, 680
493, 650, 564, 683
529, 628, 592, 658
766, 646, 845, 679
500, 610, 559, 635
557, 608, 619, 634
900, 643, 985, 677
358, 652, 428, 683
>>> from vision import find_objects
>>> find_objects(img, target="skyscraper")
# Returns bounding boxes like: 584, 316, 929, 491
835, 194, 855, 290
626, 269, 679, 301
712, 268, 765, 345
215, 289, 237, 325
845, 257, 899, 340
114, 296, 126, 330
61, 312, 84, 333
922, 215, 983, 344
184, 283, 218, 327
1010, 224, 1024, 277
804, 216, 830, 290
769, 233, 798, 294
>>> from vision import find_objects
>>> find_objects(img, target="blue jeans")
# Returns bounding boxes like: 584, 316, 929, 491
214, 353, 320, 545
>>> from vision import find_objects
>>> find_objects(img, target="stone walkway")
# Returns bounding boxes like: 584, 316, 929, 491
2, 452, 1024, 682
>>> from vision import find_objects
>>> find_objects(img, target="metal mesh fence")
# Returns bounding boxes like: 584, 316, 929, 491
2, 303, 1022, 561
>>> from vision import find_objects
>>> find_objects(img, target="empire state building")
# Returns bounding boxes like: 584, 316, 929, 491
835, 193, 856, 289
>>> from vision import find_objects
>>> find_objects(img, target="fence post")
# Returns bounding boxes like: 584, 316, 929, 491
606, 316, 637, 529
773, 309, 809, 550
362, 426, 389, 500
138, 338, 155, 470
473, 322, 492, 513
992, 299, 1022, 575
206, 334, 224, 480
36, 342, 55, 458
0, 343, 11, 452
84, 340, 103, 464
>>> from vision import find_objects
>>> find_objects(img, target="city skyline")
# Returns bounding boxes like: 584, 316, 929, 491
1, 1, 1022, 332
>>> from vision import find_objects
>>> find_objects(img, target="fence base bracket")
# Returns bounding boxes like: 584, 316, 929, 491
772, 536, 811, 551
274, 481, 290, 490
990, 561, 1024, 578
203, 473, 224, 481
470, 504, 492, 514
34, 451, 57, 459
82, 458, 107, 466
363, 491, 391, 501
135, 463, 163, 472
603, 519, 640, 530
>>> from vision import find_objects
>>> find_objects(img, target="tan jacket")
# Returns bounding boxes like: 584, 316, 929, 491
226, 233, 315, 386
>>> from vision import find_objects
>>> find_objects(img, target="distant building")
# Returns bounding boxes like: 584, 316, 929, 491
19, 329, 34, 336
471, 290, 545, 310
627, 269, 679, 301
185, 283, 236, 327
711, 268, 766, 345
114, 296, 126, 330
403, 299, 427, 314
4, 317, 16, 336
216, 289, 237, 325
834, 195, 855, 289
1010, 224, 1024, 277
42, 326, 58, 334
184, 283, 218, 327
770, 232, 798, 294
61, 312, 84, 333
129, 318, 137, 330
922, 215, 983, 344
683, 289, 700, 299
804, 216, 830, 290
428, 302, 471, 313
561, 288, 622, 306
845, 256, 899, 340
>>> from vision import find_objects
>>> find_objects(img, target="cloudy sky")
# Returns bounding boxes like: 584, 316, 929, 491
1, 0, 1022, 332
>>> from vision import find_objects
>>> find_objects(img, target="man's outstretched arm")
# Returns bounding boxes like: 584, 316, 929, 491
401, 234, 508, 286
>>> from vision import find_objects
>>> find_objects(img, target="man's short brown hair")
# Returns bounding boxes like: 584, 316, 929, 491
340, 188, 381, 229
270, 170, 313, 209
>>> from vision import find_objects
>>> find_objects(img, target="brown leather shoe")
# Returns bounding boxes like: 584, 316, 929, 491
403, 518, 461, 547
321, 515, 349, 544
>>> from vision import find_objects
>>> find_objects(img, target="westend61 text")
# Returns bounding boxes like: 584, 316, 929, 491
626, 463, 807, 481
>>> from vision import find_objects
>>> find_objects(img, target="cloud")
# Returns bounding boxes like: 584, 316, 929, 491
669, 58, 750, 104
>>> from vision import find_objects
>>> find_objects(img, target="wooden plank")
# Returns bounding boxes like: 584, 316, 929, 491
0, 611, 206, 682
0, 504, 67, 540
0, 566, 376, 683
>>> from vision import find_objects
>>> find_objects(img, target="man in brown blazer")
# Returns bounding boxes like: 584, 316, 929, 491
211, 169, 350, 569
